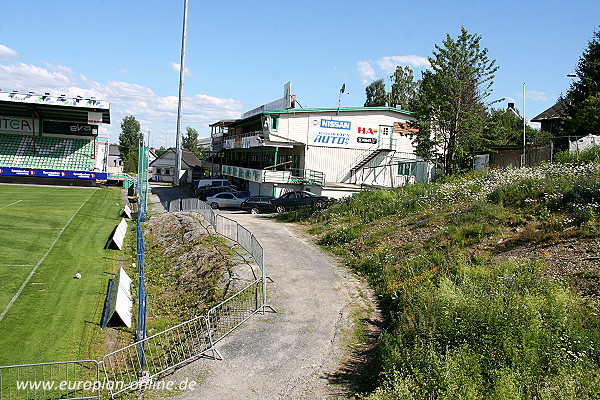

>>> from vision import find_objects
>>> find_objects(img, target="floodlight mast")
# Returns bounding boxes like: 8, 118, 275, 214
523, 83, 526, 166
174, 0, 188, 186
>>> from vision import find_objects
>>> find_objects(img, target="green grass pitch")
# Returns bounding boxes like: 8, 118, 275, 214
0, 185, 123, 365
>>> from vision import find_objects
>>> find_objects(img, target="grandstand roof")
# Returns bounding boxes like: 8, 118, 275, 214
0, 91, 110, 124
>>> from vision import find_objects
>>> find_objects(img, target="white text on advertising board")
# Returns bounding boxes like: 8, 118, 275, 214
313, 131, 350, 145
320, 119, 351, 130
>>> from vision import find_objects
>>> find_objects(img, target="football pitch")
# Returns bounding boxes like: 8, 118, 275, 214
0, 184, 123, 365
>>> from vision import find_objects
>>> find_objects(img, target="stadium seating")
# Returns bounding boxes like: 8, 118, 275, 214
0, 133, 95, 171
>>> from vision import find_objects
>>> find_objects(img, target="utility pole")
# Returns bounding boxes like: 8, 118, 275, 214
174, 0, 188, 186
522, 83, 526, 167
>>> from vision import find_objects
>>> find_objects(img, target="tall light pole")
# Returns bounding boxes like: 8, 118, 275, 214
174, 0, 188, 186
522, 83, 526, 166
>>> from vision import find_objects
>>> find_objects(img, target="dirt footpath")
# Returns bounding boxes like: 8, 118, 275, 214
165, 208, 377, 400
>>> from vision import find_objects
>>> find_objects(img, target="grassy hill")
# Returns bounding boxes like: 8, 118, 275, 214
289, 162, 600, 399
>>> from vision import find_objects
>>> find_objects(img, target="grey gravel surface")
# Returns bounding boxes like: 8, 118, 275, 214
147, 183, 375, 399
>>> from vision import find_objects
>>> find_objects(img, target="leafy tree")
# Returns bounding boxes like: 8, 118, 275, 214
182, 126, 202, 157
483, 107, 537, 146
389, 66, 419, 110
118, 115, 142, 173
364, 79, 387, 107
567, 27, 600, 108
567, 95, 600, 135
565, 27, 600, 135
412, 27, 499, 174
155, 146, 168, 157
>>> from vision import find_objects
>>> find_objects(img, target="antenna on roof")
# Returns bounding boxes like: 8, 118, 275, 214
336, 83, 348, 115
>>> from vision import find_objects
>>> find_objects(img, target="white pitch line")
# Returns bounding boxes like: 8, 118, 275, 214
0, 265, 35, 267
0, 227, 63, 229
0, 189, 98, 323
0, 200, 22, 211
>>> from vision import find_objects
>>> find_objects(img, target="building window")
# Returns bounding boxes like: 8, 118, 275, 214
398, 162, 416, 176
271, 115, 279, 130
380, 125, 393, 136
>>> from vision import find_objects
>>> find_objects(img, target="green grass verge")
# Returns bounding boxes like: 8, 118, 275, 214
0, 185, 123, 365
293, 164, 600, 399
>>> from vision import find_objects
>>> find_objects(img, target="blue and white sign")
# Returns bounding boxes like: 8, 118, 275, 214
308, 116, 380, 149
320, 119, 351, 130
0, 167, 107, 180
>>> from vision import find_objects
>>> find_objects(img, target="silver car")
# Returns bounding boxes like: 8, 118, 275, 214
205, 191, 249, 209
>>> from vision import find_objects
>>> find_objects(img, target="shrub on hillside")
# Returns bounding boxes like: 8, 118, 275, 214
363, 259, 600, 399
555, 145, 600, 164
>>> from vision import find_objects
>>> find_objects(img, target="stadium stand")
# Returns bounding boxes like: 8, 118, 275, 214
0, 133, 94, 171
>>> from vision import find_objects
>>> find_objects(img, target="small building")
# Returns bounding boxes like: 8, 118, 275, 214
149, 148, 202, 183
106, 144, 123, 174
531, 99, 570, 134
209, 83, 433, 198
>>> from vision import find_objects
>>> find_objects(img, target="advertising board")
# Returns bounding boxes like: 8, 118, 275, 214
307, 116, 384, 150
0, 167, 107, 180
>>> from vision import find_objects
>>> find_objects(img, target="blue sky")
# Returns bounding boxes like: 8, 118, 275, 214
0, 1, 598, 148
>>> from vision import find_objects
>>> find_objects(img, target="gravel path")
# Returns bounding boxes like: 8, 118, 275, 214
147, 184, 377, 399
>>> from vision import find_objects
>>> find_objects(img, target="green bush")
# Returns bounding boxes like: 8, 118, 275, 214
292, 163, 600, 399
555, 145, 600, 164
362, 259, 600, 400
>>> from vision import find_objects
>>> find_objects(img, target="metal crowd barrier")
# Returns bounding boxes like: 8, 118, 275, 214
163, 199, 265, 276
207, 278, 265, 345
102, 315, 212, 398
0, 360, 101, 400
163, 198, 268, 312
0, 196, 270, 400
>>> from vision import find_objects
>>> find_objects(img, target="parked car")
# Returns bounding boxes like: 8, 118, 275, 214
241, 196, 275, 214
195, 185, 237, 201
269, 191, 333, 213
205, 191, 249, 209
193, 178, 232, 191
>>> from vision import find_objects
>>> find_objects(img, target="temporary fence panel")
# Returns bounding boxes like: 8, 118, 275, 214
163, 198, 269, 315
206, 279, 265, 344
0, 360, 101, 400
102, 316, 212, 398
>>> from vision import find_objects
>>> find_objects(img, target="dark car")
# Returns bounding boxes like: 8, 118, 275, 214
240, 196, 275, 214
269, 191, 333, 213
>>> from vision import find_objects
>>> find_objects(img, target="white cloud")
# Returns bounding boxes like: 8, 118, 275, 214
376, 55, 431, 74
357, 55, 429, 83
0, 61, 243, 147
524, 90, 551, 102
170, 62, 193, 77
357, 60, 377, 84
0, 44, 19, 60
0, 63, 72, 90
44, 62, 73, 75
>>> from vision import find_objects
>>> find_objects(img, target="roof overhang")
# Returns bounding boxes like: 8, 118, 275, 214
264, 106, 415, 118
0, 91, 110, 124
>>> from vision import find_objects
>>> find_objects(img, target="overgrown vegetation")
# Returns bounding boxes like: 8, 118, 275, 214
555, 144, 600, 164
143, 213, 234, 334
292, 163, 600, 399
